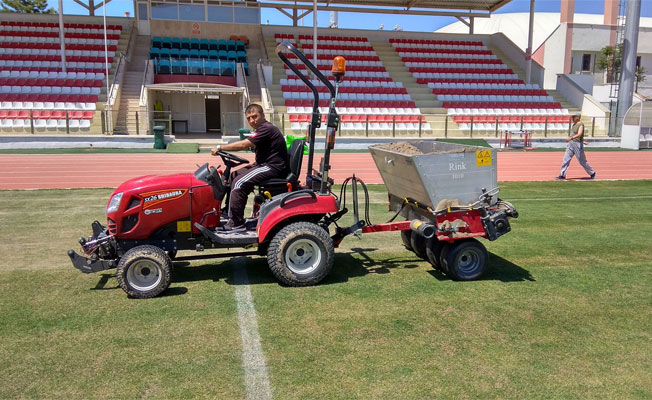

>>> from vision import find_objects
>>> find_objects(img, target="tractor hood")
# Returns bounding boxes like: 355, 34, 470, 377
113, 173, 193, 195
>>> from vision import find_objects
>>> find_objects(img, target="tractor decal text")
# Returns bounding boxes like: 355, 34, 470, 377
140, 189, 188, 209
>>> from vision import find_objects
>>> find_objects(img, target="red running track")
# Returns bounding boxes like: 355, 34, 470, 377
0, 151, 651, 190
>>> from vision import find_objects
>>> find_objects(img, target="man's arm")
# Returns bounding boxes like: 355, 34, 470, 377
566, 124, 584, 142
211, 139, 254, 156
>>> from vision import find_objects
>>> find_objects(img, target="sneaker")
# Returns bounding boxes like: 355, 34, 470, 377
589, 172, 596, 180
219, 221, 246, 233
555, 175, 566, 181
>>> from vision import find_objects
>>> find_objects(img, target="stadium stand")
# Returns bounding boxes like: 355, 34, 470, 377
149, 36, 249, 76
0, 19, 126, 133
278, 34, 431, 135
391, 38, 572, 132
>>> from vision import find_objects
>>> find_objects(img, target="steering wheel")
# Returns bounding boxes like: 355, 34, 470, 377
217, 150, 249, 166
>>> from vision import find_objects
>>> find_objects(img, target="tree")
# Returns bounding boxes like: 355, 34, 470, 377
1, 0, 55, 13
636, 66, 647, 92
596, 44, 622, 84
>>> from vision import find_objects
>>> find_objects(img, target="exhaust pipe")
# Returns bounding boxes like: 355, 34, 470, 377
410, 220, 435, 239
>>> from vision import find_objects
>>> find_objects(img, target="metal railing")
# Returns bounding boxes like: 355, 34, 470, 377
0, 111, 613, 138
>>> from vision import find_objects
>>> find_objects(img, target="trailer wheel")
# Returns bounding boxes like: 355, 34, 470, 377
440, 239, 488, 281
401, 230, 413, 251
116, 245, 172, 298
409, 231, 428, 260
425, 238, 446, 270
267, 222, 334, 286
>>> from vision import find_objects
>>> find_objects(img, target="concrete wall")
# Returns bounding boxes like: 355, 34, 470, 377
542, 25, 567, 89
488, 32, 545, 86
149, 20, 263, 52
556, 74, 590, 108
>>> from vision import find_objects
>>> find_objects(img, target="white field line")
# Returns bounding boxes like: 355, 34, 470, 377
233, 258, 273, 400
509, 195, 652, 201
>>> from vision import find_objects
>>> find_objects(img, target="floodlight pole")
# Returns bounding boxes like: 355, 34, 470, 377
525, 0, 535, 84
104, 1, 112, 135
616, 0, 642, 136
58, 0, 67, 73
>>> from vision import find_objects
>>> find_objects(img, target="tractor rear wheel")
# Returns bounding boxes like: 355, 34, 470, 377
267, 222, 334, 286
400, 229, 413, 251
409, 231, 428, 260
425, 238, 446, 270
440, 239, 488, 281
116, 245, 172, 298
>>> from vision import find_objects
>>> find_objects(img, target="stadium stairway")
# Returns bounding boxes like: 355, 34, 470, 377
114, 34, 150, 135
373, 41, 462, 137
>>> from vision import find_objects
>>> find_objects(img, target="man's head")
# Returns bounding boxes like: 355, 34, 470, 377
572, 112, 581, 122
245, 104, 266, 130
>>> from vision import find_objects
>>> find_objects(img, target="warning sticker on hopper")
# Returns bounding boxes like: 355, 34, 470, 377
476, 150, 492, 167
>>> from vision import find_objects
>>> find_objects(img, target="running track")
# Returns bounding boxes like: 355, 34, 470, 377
0, 151, 651, 190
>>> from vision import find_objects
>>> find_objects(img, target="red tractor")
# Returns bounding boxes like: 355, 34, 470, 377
69, 42, 518, 298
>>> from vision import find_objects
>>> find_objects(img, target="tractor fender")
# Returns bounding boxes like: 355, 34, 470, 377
257, 190, 338, 243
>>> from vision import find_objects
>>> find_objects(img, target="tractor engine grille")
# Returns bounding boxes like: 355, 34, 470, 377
107, 218, 117, 235
122, 214, 139, 233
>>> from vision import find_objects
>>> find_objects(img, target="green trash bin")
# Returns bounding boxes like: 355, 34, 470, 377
153, 125, 166, 149
238, 128, 251, 140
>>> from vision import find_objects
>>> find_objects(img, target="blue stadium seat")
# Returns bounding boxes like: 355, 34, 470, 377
236, 40, 245, 52
221, 61, 234, 76
189, 49, 200, 59
162, 37, 172, 49
218, 40, 227, 51
227, 50, 237, 61
226, 40, 236, 51
208, 50, 219, 60
170, 48, 180, 59
152, 36, 162, 49
157, 59, 171, 74
199, 39, 209, 50
172, 58, 187, 74
172, 37, 181, 49
181, 38, 190, 50
199, 49, 209, 59
190, 38, 200, 50
236, 51, 247, 63
218, 50, 228, 60
209, 39, 218, 51
180, 48, 190, 59
160, 48, 171, 58
206, 60, 220, 75
149, 47, 160, 59
189, 59, 204, 74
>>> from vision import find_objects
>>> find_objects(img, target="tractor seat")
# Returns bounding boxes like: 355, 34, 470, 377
257, 139, 304, 195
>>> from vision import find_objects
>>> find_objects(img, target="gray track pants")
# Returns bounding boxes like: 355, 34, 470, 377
560, 141, 595, 177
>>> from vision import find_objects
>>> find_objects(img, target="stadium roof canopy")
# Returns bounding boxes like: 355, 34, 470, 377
257, 0, 514, 18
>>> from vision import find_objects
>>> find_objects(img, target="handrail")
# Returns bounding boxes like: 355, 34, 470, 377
107, 55, 124, 107
237, 62, 250, 106
139, 59, 153, 107
257, 61, 273, 112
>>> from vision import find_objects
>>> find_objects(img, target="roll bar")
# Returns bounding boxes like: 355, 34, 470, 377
275, 40, 340, 195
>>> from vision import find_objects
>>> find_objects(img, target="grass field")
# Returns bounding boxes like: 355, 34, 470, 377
0, 181, 651, 398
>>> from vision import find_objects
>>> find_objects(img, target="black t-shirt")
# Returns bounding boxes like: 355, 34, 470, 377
248, 121, 289, 174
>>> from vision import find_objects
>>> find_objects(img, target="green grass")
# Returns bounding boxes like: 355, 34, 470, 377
1, 182, 651, 398
166, 142, 200, 153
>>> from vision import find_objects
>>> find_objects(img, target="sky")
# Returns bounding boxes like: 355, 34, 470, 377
46, 0, 652, 32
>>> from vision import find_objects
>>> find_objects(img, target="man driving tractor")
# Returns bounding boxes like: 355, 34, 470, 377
211, 104, 289, 232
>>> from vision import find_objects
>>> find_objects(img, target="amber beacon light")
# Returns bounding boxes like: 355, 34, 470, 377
332, 56, 346, 80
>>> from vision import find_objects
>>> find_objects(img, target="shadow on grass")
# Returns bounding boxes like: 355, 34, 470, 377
427, 253, 534, 283
91, 250, 533, 297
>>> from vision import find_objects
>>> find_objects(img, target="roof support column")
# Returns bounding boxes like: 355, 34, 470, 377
525, 0, 535, 84
604, 0, 619, 46
469, 16, 474, 34
560, 0, 575, 74
58, 0, 67, 73
313, 0, 317, 71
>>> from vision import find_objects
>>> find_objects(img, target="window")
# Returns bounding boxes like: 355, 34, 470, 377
151, 2, 178, 20
582, 54, 591, 72
637, 56, 641, 67
138, 2, 148, 20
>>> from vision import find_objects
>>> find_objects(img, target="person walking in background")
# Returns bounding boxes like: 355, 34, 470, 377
556, 112, 596, 180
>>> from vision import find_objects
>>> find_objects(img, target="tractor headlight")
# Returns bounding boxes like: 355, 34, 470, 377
107, 192, 123, 213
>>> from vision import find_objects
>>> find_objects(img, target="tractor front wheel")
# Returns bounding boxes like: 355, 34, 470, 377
116, 245, 172, 298
267, 222, 334, 286
440, 239, 488, 281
